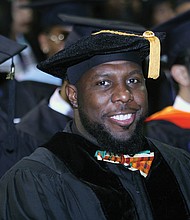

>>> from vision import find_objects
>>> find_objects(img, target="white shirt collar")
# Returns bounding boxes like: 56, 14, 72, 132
173, 95, 190, 113
48, 88, 73, 118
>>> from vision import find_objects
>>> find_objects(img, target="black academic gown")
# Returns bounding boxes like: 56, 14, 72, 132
0, 102, 40, 177
0, 79, 57, 119
0, 109, 8, 142
146, 71, 174, 116
0, 99, 72, 178
16, 98, 72, 145
0, 128, 37, 178
145, 120, 190, 153
0, 104, 41, 178
0, 128, 190, 219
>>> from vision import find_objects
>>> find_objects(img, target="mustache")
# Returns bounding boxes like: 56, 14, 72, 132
119, 104, 140, 112
103, 103, 140, 117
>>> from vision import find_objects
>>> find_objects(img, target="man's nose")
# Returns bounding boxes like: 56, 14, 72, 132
111, 84, 133, 103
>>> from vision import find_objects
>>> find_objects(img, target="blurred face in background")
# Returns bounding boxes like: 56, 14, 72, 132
152, 2, 176, 26
176, 2, 190, 14
11, 0, 33, 35
38, 25, 73, 57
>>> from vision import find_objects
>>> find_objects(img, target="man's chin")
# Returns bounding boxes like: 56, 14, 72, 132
79, 108, 146, 154
109, 126, 135, 140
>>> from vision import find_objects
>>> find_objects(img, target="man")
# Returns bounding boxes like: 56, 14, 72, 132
0, 29, 190, 219
15, 15, 146, 156
145, 10, 190, 153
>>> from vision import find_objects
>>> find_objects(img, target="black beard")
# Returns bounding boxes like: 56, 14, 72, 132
79, 107, 147, 155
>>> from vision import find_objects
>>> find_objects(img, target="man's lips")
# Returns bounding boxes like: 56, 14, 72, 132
109, 113, 135, 127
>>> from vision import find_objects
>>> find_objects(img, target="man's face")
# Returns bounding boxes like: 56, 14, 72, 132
72, 60, 148, 154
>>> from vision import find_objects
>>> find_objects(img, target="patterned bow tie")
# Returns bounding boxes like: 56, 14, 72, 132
94, 150, 154, 178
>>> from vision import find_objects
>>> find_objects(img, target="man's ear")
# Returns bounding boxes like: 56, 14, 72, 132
66, 84, 78, 108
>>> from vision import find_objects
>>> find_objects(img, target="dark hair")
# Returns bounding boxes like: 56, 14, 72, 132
174, 48, 190, 76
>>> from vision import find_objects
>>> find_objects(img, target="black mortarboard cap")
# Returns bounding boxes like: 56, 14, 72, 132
19, 0, 106, 29
0, 35, 27, 65
37, 28, 164, 84
52, 14, 151, 84
20, 0, 105, 34
60, 14, 147, 49
59, 14, 146, 33
153, 9, 190, 67
19, 0, 107, 8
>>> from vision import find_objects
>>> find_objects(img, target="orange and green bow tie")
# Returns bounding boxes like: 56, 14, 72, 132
94, 150, 154, 178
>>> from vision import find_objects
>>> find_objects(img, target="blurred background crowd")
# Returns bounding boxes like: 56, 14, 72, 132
0, 0, 190, 177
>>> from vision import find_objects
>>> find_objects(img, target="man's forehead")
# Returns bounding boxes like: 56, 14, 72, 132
90, 60, 142, 71
84, 60, 143, 78
100, 60, 142, 65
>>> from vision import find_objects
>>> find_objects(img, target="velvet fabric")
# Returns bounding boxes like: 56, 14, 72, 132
45, 132, 137, 219
0, 131, 190, 219
37, 31, 165, 79
145, 119, 190, 153
44, 132, 190, 219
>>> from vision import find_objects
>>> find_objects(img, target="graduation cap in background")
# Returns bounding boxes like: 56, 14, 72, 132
19, 0, 108, 29
0, 35, 26, 152
19, 0, 107, 8
59, 13, 147, 51
37, 14, 164, 84
0, 35, 27, 80
153, 9, 190, 68
19, 0, 108, 25
0, 35, 27, 66
59, 14, 146, 33
54, 14, 149, 84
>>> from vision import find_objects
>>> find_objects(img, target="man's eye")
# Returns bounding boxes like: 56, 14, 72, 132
127, 78, 139, 84
97, 80, 110, 86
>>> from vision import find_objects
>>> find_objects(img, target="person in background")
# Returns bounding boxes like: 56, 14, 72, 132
0, 0, 97, 122
0, 26, 190, 219
37, 22, 72, 58
15, 79, 73, 147
92, 0, 147, 26
0, 27, 71, 177
141, 0, 176, 28
0, 34, 27, 135
134, 0, 177, 115
145, 10, 190, 153
0, 0, 96, 177
0, 35, 37, 176
175, 0, 190, 14
0, 0, 61, 122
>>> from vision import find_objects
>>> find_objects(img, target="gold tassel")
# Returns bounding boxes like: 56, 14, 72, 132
6, 58, 15, 80
143, 31, 160, 79
92, 30, 161, 79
